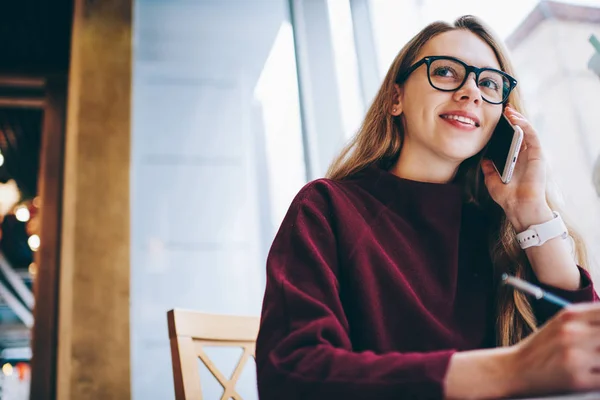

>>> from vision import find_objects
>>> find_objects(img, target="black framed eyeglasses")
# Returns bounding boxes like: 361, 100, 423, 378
396, 55, 517, 105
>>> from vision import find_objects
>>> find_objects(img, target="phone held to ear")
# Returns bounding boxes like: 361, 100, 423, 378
484, 114, 524, 184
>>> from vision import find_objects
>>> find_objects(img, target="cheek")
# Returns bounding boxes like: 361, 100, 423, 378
413, 93, 451, 125
404, 80, 445, 114
476, 128, 494, 154
481, 125, 495, 144
482, 112, 502, 142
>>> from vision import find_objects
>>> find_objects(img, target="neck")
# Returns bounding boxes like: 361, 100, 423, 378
390, 142, 461, 184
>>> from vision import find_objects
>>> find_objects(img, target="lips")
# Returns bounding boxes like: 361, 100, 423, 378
439, 112, 481, 127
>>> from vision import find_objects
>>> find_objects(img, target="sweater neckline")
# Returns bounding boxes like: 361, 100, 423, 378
349, 165, 465, 220
361, 165, 462, 194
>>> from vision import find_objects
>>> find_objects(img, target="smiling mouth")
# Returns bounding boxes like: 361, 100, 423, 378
440, 114, 480, 128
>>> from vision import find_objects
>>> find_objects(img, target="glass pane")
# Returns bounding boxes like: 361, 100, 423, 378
254, 21, 307, 227
131, 0, 306, 398
327, 0, 365, 139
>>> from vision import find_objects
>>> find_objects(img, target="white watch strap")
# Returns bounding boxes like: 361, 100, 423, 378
516, 211, 568, 249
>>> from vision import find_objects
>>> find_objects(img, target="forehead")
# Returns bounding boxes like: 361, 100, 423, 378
417, 30, 501, 70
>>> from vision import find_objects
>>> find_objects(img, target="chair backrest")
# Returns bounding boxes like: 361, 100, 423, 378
167, 309, 260, 400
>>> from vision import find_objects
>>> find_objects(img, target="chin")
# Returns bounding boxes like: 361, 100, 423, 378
437, 144, 481, 163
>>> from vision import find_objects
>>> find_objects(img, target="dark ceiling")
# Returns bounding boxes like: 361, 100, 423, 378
0, 0, 73, 199
0, 108, 43, 199
0, 0, 73, 355
0, 1, 73, 75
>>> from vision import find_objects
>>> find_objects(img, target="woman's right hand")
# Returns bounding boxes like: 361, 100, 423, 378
509, 302, 600, 396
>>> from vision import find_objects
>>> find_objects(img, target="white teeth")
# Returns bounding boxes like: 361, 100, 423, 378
442, 114, 476, 126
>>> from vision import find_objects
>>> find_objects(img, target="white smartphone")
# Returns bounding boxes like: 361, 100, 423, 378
484, 114, 524, 184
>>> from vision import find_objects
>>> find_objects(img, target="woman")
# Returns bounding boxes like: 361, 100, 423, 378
256, 15, 600, 399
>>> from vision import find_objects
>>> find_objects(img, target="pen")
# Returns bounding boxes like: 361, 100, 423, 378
501, 273, 571, 308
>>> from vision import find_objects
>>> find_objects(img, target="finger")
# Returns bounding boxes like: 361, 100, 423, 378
585, 364, 600, 386
481, 159, 500, 182
480, 159, 504, 192
546, 319, 600, 356
560, 303, 600, 325
505, 105, 522, 117
579, 370, 600, 392
480, 159, 495, 178
580, 326, 600, 351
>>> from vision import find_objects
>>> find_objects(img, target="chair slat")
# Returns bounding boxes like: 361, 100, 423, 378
168, 309, 259, 341
167, 309, 260, 400
170, 336, 203, 400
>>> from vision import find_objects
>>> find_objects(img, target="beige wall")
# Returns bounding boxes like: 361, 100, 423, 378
510, 19, 600, 281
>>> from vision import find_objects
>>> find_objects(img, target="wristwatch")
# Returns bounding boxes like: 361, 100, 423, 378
516, 211, 569, 249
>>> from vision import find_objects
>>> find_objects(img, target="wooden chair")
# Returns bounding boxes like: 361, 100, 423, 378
167, 309, 261, 400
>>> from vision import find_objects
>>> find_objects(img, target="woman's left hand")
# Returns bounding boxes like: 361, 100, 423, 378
481, 106, 552, 231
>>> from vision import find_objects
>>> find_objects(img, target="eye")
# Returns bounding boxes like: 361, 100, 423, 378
432, 66, 458, 78
479, 77, 500, 91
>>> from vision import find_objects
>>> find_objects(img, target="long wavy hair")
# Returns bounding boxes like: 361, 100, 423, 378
326, 15, 589, 346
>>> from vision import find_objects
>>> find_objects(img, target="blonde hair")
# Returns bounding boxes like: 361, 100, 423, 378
326, 15, 589, 346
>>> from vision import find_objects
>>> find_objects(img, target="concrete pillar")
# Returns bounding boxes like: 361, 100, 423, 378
56, 0, 132, 399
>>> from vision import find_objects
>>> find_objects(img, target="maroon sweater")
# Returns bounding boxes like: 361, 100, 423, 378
256, 166, 597, 399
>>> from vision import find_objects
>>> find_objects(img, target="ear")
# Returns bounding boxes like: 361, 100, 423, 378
391, 84, 403, 116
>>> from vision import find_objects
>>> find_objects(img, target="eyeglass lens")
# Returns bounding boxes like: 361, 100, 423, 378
429, 58, 510, 103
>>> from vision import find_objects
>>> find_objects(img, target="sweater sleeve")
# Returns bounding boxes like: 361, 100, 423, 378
255, 183, 456, 400
533, 266, 599, 325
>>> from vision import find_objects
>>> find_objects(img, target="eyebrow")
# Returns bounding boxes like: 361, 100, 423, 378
441, 55, 500, 70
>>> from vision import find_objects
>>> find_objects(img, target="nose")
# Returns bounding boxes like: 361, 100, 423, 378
453, 72, 482, 104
